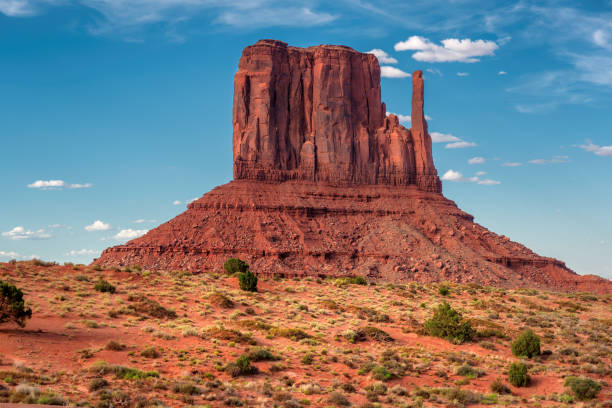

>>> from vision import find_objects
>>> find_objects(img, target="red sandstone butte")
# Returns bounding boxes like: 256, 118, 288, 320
95, 39, 611, 294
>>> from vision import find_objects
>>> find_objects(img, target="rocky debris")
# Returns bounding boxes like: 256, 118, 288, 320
94, 40, 611, 294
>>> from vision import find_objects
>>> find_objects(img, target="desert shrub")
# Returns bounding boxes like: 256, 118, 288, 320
90, 361, 158, 380
353, 306, 390, 323
31, 259, 56, 267
511, 329, 540, 358
205, 326, 255, 344
225, 355, 258, 377
508, 362, 530, 387
0, 281, 32, 327
563, 376, 601, 400
94, 279, 116, 294
359, 326, 393, 342
127, 295, 177, 319
438, 285, 450, 296
105, 341, 125, 351
455, 364, 484, 378
140, 346, 160, 358
423, 301, 475, 344
172, 382, 201, 395
224, 258, 249, 274
208, 292, 234, 308
238, 269, 258, 292
371, 366, 392, 381
334, 276, 367, 285
88, 377, 108, 391
247, 347, 279, 362
269, 327, 310, 341
327, 391, 351, 406
92, 264, 103, 271
490, 377, 511, 394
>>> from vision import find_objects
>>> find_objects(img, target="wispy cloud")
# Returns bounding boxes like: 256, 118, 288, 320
367, 49, 397, 64
67, 248, 98, 256
380, 66, 410, 78
27, 179, 92, 189
394, 36, 499, 63
468, 157, 485, 165
0, 250, 20, 258
578, 140, 612, 156
441, 170, 500, 185
85, 220, 110, 231
457, 72, 469, 77
502, 162, 522, 167
498, 70, 507, 75
528, 155, 569, 165
134, 219, 157, 224
386, 111, 431, 124
114, 229, 147, 240
445, 141, 477, 149
430, 132, 460, 143
2, 226, 52, 240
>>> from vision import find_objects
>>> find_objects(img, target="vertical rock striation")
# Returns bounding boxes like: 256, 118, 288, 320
232, 39, 441, 192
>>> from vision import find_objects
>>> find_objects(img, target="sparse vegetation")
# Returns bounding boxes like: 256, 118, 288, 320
94, 278, 116, 294
0, 280, 32, 327
508, 361, 530, 387
238, 269, 258, 292
563, 376, 602, 400
511, 329, 541, 358
225, 355, 258, 377
423, 301, 475, 344
224, 258, 249, 274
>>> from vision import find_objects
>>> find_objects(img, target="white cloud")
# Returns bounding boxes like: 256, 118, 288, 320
85, 220, 110, 231
441, 170, 463, 181
217, 7, 336, 28
426, 67, 442, 76
578, 140, 612, 157
502, 162, 522, 167
68, 183, 93, 189
468, 157, 485, 165
173, 200, 181, 205
114, 229, 148, 240
27, 179, 92, 189
0, 250, 20, 258
2, 226, 52, 240
475, 171, 486, 176
0, 0, 40, 16
67, 249, 98, 256
441, 170, 500, 185
28, 179, 65, 189
380, 66, 411, 78
430, 132, 460, 143
367, 49, 397, 64
445, 141, 477, 149
134, 219, 157, 224
498, 70, 507, 75
529, 156, 569, 165
456, 72, 469, 77
186, 197, 198, 204
394, 36, 499, 63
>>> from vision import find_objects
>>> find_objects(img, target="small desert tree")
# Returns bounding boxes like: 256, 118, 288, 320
424, 301, 475, 344
0, 280, 32, 327
224, 258, 249, 275
238, 269, 258, 292
511, 329, 541, 358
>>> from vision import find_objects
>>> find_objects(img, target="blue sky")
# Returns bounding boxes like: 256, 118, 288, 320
0, 0, 610, 278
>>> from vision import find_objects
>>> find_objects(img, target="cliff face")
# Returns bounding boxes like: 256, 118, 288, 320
233, 39, 441, 192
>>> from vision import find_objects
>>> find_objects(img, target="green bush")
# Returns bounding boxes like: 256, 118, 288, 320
225, 355, 258, 377
238, 269, 258, 292
224, 258, 249, 274
490, 377, 511, 394
423, 301, 475, 344
508, 362, 530, 387
563, 376, 601, 400
0, 280, 32, 327
511, 329, 540, 358
438, 285, 450, 296
94, 279, 116, 294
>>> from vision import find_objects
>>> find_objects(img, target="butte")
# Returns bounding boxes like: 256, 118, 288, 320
95, 39, 611, 294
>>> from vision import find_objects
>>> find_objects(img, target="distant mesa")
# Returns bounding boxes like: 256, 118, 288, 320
95, 39, 611, 294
